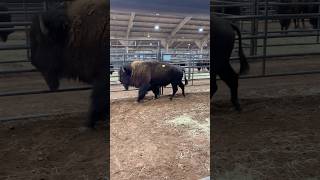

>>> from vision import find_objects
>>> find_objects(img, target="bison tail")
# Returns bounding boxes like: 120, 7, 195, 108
183, 69, 188, 85
231, 23, 250, 75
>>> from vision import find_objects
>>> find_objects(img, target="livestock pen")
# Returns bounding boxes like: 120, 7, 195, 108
109, 10, 210, 179
0, 1, 106, 179
212, 0, 320, 179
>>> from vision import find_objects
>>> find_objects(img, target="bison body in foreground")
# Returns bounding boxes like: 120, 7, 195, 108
30, 0, 108, 128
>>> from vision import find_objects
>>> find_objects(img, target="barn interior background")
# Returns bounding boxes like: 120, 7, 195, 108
212, 0, 320, 77
110, 10, 210, 95
212, 0, 320, 179
0, 0, 319, 121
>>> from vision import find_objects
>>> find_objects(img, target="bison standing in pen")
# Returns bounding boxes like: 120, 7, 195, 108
211, 17, 249, 111
0, 3, 14, 42
119, 61, 188, 102
29, 0, 108, 128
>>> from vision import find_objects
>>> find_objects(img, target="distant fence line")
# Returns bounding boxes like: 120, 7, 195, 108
212, 0, 320, 76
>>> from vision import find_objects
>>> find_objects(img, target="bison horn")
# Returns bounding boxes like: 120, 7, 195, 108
38, 15, 48, 35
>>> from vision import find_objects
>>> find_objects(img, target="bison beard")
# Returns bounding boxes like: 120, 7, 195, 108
0, 3, 14, 42
29, 0, 108, 128
119, 61, 188, 102
211, 17, 249, 111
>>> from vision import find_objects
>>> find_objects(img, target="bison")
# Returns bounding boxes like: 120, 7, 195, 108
211, 17, 249, 111
29, 0, 108, 128
0, 3, 14, 42
308, 2, 319, 29
119, 61, 188, 102
277, 0, 318, 31
196, 60, 210, 72
277, 0, 294, 32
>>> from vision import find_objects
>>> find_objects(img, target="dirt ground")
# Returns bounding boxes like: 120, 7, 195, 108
0, 114, 107, 180
213, 73, 320, 180
110, 93, 210, 180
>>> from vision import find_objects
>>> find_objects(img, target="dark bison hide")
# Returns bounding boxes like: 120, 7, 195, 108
30, 0, 108, 128
211, 17, 249, 110
119, 61, 188, 102
0, 3, 14, 42
277, 0, 318, 31
309, 2, 319, 29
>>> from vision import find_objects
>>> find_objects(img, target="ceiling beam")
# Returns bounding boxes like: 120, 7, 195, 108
200, 33, 210, 46
126, 12, 135, 39
168, 16, 192, 39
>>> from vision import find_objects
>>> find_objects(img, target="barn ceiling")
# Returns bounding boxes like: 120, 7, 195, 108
110, 10, 210, 50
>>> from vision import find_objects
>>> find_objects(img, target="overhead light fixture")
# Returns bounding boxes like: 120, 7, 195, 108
154, 25, 160, 31
188, 43, 191, 46
147, 33, 150, 38
198, 27, 204, 33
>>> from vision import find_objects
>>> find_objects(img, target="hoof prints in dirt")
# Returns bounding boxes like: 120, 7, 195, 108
111, 93, 210, 180
213, 95, 320, 179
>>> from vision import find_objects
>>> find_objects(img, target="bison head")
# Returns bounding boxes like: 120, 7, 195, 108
30, 10, 69, 91
118, 65, 132, 90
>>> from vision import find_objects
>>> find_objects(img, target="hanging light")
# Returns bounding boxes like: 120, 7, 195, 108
154, 25, 160, 31
198, 27, 204, 33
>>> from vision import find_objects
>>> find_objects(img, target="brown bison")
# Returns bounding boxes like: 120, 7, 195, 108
0, 3, 14, 42
29, 0, 109, 128
119, 61, 188, 102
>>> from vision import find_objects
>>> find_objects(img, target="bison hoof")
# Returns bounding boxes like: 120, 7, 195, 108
234, 106, 241, 112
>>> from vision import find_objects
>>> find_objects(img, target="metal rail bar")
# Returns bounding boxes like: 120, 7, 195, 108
0, 86, 91, 98
0, 111, 86, 123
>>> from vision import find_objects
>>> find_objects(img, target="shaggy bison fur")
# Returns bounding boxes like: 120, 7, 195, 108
30, 0, 109, 128
119, 61, 188, 102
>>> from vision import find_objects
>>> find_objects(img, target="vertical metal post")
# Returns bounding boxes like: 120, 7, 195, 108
262, 0, 269, 76
250, 0, 258, 56
317, 3, 320, 43
188, 50, 191, 81
23, 0, 31, 61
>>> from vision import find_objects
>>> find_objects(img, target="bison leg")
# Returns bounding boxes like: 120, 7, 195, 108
169, 84, 178, 100
137, 84, 151, 102
178, 82, 185, 97
88, 79, 107, 128
151, 86, 160, 99
211, 74, 218, 98
218, 65, 241, 111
